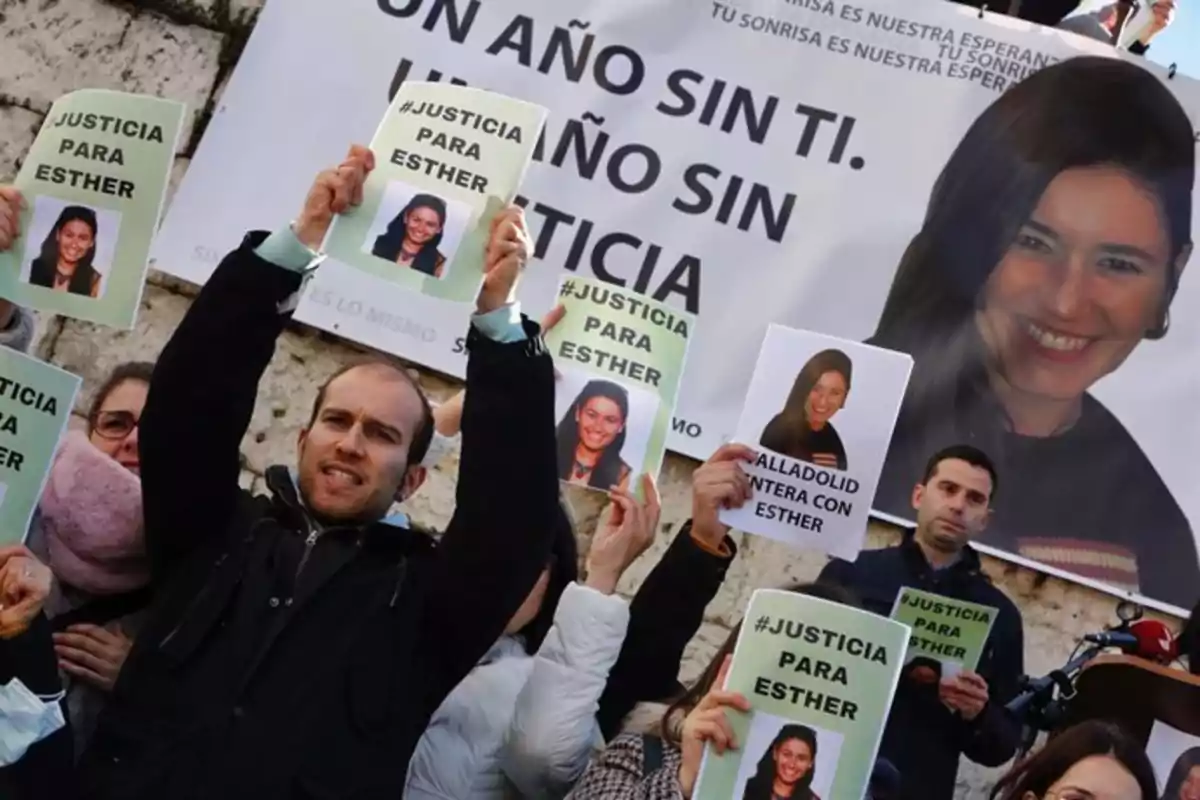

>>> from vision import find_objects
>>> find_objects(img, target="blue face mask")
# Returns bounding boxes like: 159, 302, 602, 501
0, 678, 66, 766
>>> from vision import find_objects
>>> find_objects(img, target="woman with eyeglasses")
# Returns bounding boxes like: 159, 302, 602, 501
23, 361, 154, 756
988, 720, 1157, 800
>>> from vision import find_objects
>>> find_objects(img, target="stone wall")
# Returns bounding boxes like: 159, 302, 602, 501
1, 2, 1185, 797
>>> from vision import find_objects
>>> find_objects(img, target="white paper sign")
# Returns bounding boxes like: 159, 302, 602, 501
720, 326, 911, 559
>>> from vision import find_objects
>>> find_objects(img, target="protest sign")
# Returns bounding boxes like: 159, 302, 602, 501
0, 89, 184, 328
152, 0, 1200, 612
0, 351, 81, 546
321, 82, 546, 305
1147, 720, 1200, 799
694, 588, 908, 800
890, 587, 996, 676
547, 275, 693, 493
720, 326, 910, 560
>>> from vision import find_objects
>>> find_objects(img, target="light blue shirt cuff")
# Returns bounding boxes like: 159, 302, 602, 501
254, 225, 321, 273
472, 303, 527, 343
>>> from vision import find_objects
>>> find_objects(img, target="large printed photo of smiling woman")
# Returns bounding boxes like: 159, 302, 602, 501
867, 56, 1199, 608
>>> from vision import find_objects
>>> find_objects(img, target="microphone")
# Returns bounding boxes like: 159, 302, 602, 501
1082, 620, 1176, 665
1129, 618, 1177, 665
1082, 630, 1138, 649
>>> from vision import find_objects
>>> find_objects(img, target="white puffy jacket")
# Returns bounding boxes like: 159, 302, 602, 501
404, 582, 630, 799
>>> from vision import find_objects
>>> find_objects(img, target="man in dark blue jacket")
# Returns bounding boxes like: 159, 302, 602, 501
820, 444, 1024, 800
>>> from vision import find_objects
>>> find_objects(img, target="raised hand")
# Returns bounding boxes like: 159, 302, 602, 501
585, 474, 662, 595
293, 145, 376, 249
476, 205, 532, 315
0, 545, 53, 639
0, 186, 23, 252
691, 443, 757, 550
677, 655, 750, 797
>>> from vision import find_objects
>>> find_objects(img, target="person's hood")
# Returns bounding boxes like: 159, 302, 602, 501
40, 430, 148, 595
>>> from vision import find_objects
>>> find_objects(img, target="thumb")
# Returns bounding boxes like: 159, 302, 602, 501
714, 653, 733, 692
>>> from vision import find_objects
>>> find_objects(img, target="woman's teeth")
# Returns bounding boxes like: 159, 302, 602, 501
1026, 321, 1089, 352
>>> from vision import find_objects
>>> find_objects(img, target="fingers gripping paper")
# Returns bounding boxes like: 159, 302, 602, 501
322, 82, 548, 304
720, 325, 911, 561
693, 589, 909, 800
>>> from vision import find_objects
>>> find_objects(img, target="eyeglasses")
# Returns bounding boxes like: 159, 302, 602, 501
92, 410, 140, 440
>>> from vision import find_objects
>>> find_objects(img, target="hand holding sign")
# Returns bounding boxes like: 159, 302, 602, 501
0, 187, 22, 252
679, 654, 751, 798
475, 206, 530, 315
585, 474, 662, 595
0, 545, 52, 639
295, 145, 376, 250
691, 444, 756, 551
939, 670, 989, 720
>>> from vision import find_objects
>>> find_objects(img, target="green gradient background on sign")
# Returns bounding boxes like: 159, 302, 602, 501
694, 589, 911, 800
0, 90, 184, 329
891, 587, 996, 672
545, 275, 694, 487
324, 82, 546, 304
0, 351, 80, 545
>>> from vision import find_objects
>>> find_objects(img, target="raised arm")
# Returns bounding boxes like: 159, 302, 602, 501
504, 481, 659, 796
597, 445, 751, 739
140, 147, 372, 576
420, 208, 561, 705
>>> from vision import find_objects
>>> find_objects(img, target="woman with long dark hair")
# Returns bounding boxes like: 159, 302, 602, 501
869, 56, 1198, 606
988, 720, 1156, 800
1161, 747, 1200, 800
759, 349, 852, 470
371, 193, 448, 277
28, 205, 102, 297
557, 379, 632, 492
742, 724, 820, 800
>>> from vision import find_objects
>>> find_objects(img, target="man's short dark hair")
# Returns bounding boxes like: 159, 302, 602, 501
920, 444, 999, 499
308, 357, 434, 467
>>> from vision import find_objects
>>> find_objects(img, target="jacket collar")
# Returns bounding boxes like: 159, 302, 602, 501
263, 465, 433, 559
898, 527, 984, 582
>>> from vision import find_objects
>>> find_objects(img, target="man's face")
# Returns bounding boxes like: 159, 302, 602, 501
912, 458, 993, 555
297, 365, 427, 523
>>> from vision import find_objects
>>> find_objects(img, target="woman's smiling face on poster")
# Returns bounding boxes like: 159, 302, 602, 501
403, 205, 442, 246
57, 219, 95, 266
576, 395, 625, 452
805, 370, 847, 429
774, 736, 814, 786
976, 165, 1177, 403
1181, 765, 1200, 800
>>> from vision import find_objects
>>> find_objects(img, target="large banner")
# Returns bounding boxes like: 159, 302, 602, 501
152, 0, 1200, 611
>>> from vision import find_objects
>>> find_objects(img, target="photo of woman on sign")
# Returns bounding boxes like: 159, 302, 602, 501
556, 378, 633, 492
759, 349, 852, 470
1161, 747, 1200, 800
370, 189, 448, 278
27, 204, 103, 298
868, 56, 1199, 607
741, 723, 822, 800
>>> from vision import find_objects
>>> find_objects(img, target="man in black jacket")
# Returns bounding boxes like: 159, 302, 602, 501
819, 444, 1024, 800
75, 146, 561, 799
